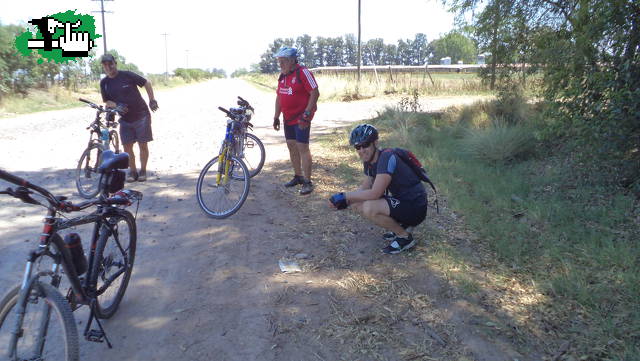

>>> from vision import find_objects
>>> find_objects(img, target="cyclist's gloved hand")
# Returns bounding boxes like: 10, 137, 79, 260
273, 117, 280, 131
149, 99, 159, 112
329, 192, 348, 210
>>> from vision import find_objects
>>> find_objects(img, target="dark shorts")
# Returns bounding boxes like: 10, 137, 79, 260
384, 195, 428, 227
119, 113, 153, 144
284, 123, 310, 144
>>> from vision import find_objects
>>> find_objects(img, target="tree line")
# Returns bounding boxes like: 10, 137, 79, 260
256, 32, 478, 73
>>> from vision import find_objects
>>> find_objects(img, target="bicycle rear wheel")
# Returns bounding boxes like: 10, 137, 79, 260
91, 210, 136, 319
241, 133, 265, 178
0, 282, 79, 361
196, 155, 250, 219
76, 143, 102, 199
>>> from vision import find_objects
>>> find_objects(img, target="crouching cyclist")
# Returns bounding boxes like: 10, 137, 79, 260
329, 124, 428, 254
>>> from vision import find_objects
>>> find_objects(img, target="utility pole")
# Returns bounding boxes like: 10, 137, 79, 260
357, 0, 361, 84
91, 0, 113, 54
161, 33, 169, 79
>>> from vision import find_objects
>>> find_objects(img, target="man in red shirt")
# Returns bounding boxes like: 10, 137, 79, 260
273, 46, 320, 195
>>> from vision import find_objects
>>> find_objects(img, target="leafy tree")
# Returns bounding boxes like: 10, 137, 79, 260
409, 33, 430, 65
295, 34, 316, 67
344, 34, 357, 65
364, 38, 385, 65
430, 31, 477, 64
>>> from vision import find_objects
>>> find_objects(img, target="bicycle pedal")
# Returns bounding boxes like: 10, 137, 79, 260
86, 329, 105, 343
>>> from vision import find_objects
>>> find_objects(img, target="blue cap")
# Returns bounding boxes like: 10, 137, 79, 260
273, 46, 297, 58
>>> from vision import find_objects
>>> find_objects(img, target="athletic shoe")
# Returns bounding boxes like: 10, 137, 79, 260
299, 180, 314, 195
126, 172, 138, 183
382, 234, 416, 254
382, 226, 413, 242
284, 175, 304, 187
137, 171, 147, 182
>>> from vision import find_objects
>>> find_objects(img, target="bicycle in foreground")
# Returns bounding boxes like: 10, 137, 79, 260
0, 150, 142, 361
196, 96, 264, 218
75, 98, 122, 199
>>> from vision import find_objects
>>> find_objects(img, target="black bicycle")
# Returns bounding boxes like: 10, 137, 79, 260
76, 98, 122, 199
0, 151, 141, 361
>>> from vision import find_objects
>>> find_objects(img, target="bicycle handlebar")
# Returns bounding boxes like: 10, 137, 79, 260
0, 168, 140, 213
218, 106, 231, 116
79, 98, 120, 115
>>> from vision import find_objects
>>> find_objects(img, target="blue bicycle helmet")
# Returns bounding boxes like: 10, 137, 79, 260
349, 124, 379, 147
273, 46, 298, 58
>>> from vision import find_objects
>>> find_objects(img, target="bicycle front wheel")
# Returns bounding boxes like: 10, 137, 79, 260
196, 155, 250, 219
0, 283, 79, 361
91, 210, 137, 319
241, 133, 265, 178
76, 143, 102, 199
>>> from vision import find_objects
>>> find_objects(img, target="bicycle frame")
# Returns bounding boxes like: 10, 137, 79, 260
86, 111, 118, 152
1, 166, 140, 354
215, 120, 239, 186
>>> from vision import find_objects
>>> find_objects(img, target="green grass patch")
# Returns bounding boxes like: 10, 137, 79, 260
329, 98, 639, 359
0, 86, 98, 117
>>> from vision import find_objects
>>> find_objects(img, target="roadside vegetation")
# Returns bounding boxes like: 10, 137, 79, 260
311, 92, 639, 359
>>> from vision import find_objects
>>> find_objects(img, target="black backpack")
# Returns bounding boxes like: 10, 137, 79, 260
383, 148, 439, 214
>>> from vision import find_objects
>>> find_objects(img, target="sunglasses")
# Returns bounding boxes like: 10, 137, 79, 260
354, 141, 372, 150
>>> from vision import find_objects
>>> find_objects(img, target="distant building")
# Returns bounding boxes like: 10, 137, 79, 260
440, 57, 451, 65
477, 52, 491, 64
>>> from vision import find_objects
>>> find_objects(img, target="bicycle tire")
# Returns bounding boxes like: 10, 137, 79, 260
109, 130, 120, 153
0, 283, 79, 361
91, 209, 137, 319
196, 155, 250, 219
75, 143, 102, 199
241, 133, 265, 178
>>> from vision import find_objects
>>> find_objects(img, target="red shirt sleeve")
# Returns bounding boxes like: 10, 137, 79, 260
299, 67, 318, 92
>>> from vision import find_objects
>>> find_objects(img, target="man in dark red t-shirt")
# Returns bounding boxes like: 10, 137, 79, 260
273, 47, 320, 195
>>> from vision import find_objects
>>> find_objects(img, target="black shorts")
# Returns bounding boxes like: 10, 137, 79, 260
384, 195, 428, 227
283, 123, 310, 143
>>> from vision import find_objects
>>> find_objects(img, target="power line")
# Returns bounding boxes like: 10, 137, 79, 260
91, 0, 113, 54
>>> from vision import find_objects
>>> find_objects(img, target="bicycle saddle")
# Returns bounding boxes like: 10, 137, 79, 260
98, 150, 129, 173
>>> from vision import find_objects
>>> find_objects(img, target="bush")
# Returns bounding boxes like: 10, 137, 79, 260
460, 119, 535, 164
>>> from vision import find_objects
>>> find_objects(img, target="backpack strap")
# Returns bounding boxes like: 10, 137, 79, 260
389, 148, 440, 214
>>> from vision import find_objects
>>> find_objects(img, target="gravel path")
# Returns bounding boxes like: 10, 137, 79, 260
0, 79, 493, 361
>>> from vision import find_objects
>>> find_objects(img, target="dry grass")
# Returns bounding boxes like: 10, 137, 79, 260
242, 72, 489, 102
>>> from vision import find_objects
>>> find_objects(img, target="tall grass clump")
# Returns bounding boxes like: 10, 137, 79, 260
459, 119, 535, 164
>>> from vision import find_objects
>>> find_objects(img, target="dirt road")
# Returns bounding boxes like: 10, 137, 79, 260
0, 79, 530, 360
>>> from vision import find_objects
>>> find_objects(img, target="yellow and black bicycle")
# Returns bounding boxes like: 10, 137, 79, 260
196, 97, 257, 218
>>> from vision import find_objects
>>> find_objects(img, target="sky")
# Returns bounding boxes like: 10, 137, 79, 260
1, 0, 455, 75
